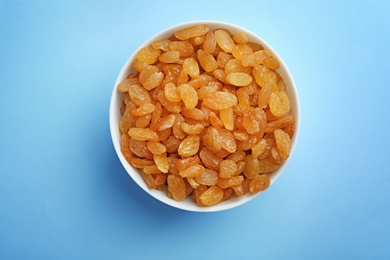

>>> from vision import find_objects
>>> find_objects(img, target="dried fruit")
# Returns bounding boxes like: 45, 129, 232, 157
181, 107, 205, 121
118, 24, 296, 206
253, 65, 277, 88
174, 24, 209, 40
219, 129, 237, 153
244, 155, 261, 179
178, 135, 200, 157
219, 160, 238, 178
233, 32, 248, 44
147, 141, 167, 155
164, 82, 181, 102
169, 40, 194, 57
199, 147, 222, 171
181, 122, 204, 135
159, 50, 181, 63
232, 44, 253, 60
143, 165, 162, 175
197, 49, 219, 72
132, 103, 156, 116
152, 39, 171, 51
183, 58, 200, 78
167, 175, 186, 201
128, 128, 159, 142
249, 174, 270, 193
179, 165, 204, 178
156, 114, 176, 131
203, 91, 238, 110
202, 126, 222, 153
225, 72, 253, 86
217, 176, 244, 189
177, 84, 198, 110
214, 29, 235, 53
209, 112, 224, 130
274, 129, 291, 160
118, 77, 141, 92
128, 84, 151, 106
251, 138, 267, 158
130, 158, 155, 168
199, 185, 224, 206
269, 91, 291, 117
195, 168, 219, 186
153, 153, 169, 173
135, 114, 152, 128
136, 46, 161, 64
220, 107, 234, 131
129, 138, 153, 159
203, 32, 217, 54
120, 134, 133, 163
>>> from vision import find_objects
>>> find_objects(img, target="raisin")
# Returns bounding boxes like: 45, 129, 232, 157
169, 40, 194, 57
181, 122, 204, 135
249, 174, 270, 193
232, 44, 253, 61
252, 65, 277, 88
269, 91, 291, 117
217, 176, 244, 189
128, 84, 151, 106
120, 134, 133, 163
244, 155, 261, 179
274, 129, 291, 160
199, 147, 222, 171
164, 82, 181, 102
251, 138, 267, 158
197, 49, 219, 72
153, 153, 169, 173
162, 135, 181, 153
174, 24, 209, 40
225, 72, 253, 86
179, 165, 204, 178
219, 129, 237, 153
203, 91, 238, 110
177, 84, 198, 110
132, 103, 156, 116
219, 160, 238, 178
178, 135, 200, 157
152, 39, 171, 51
136, 46, 161, 64
147, 141, 167, 155
203, 31, 217, 54
159, 50, 181, 63
128, 128, 159, 141
214, 29, 235, 53
199, 185, 224, 206
176, 155, 200, 171
183, 58, 200, 78
195, 168, 219, 186
220, 107, 234, 131
167, 175, 186, 201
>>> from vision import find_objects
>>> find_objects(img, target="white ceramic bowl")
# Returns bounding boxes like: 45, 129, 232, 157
110, 20, 300, 212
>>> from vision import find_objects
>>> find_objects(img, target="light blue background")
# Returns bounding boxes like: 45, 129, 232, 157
1, 1, 389, 259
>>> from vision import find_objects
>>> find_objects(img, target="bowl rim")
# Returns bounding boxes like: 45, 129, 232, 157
109, 20, 300, 212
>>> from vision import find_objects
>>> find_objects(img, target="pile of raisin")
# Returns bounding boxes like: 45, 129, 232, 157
118, 24, 295, 206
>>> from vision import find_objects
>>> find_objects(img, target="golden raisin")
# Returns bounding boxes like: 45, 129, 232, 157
274, 129, 291, 160
269, 91, 291, 117
249, 174, 270, 193
214, 29, 235, 53
178, 135, 200, 157
174, 24, 209, 40
199, 185, 224, 206
167, 175, 186, 201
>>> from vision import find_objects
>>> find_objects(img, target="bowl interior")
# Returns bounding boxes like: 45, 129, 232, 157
110, 20, 300, 212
